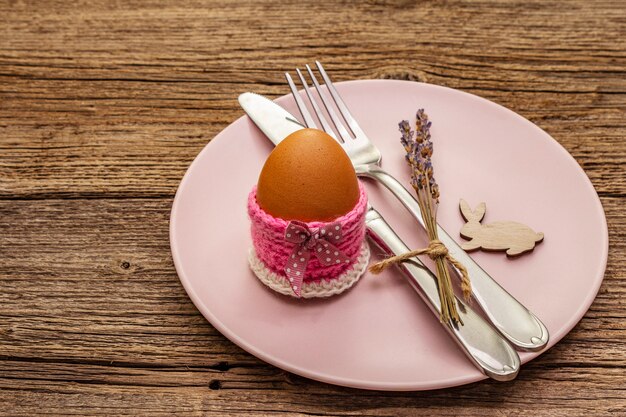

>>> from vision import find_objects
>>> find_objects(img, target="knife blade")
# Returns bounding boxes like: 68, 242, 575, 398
239, 92, 304, 144
238, 92, 521, 380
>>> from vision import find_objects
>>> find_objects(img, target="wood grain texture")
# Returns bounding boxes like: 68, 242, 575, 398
0, 0, 624, 415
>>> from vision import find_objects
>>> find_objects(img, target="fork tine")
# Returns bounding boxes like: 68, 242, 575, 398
285, 72, 317, 129
315, 61, 365, 138
295, 68, 337, 139
305, 64, 353, 143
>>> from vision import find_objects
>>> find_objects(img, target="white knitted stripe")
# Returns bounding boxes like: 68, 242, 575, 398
248, 243, 370, 298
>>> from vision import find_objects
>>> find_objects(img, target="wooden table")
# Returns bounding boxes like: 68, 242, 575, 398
1, 1, 624, 415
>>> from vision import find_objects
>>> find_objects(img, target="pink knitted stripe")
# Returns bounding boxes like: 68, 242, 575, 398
248, 182, 368, 283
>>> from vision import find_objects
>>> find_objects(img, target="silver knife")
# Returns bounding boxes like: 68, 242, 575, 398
239, 93, 521, 380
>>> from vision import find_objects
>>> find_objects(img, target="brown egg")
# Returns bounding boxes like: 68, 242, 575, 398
257, 128, 359, 222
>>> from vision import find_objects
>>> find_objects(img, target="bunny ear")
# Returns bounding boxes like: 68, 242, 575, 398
474, 202, 486, 222
459, 199, 473, 221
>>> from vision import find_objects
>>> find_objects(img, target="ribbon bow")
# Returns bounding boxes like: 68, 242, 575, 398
284, 221, 350, 297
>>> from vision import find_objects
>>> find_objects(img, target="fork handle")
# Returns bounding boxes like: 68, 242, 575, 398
356, 163, 549, 351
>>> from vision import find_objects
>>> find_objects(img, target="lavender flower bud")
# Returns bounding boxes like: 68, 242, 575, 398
424, 161, 434, 180
419, 142, 433, 159
399, 120, 413, 150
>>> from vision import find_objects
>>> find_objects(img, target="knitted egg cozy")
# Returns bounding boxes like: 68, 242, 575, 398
247, 181, 370, 298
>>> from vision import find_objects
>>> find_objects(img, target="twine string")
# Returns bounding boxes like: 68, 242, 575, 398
369, 239, 472, 301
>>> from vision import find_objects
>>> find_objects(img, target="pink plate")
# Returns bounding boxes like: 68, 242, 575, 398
170, 80, 608, 391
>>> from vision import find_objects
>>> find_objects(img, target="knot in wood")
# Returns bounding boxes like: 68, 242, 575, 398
374, 67, 428, 83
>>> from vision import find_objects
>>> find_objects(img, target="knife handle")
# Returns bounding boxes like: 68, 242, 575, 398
365, 207, 520, 381
357, 164, 549, 351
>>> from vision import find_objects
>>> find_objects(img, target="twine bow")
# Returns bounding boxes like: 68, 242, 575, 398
284, 221, 350, 297
369, 239, 472, 301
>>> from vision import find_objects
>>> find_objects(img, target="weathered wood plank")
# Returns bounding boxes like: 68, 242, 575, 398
0, 361, 624, 416
1, 86, 624, 199
0, 196, 624, 416
1, 1, 624, 199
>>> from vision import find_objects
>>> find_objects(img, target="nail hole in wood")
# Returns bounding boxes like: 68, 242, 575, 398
209, 380, 222, 390
121, 261, 131, 269
213, 361, 230, 372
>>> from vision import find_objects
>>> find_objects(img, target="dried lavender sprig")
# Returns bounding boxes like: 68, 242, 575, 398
384, 109, 467, 324
402, 109, 439, 202
399, 120, 413, 154
414, 109, 432, 144
399, 120, 421, 191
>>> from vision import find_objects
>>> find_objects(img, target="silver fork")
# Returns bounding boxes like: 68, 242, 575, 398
286, 61, 549, 351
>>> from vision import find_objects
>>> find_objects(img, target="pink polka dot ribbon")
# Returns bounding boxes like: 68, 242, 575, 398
284, 221, 350, 297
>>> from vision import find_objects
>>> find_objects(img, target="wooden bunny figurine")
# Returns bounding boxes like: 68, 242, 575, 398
459, 199, 544, 256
